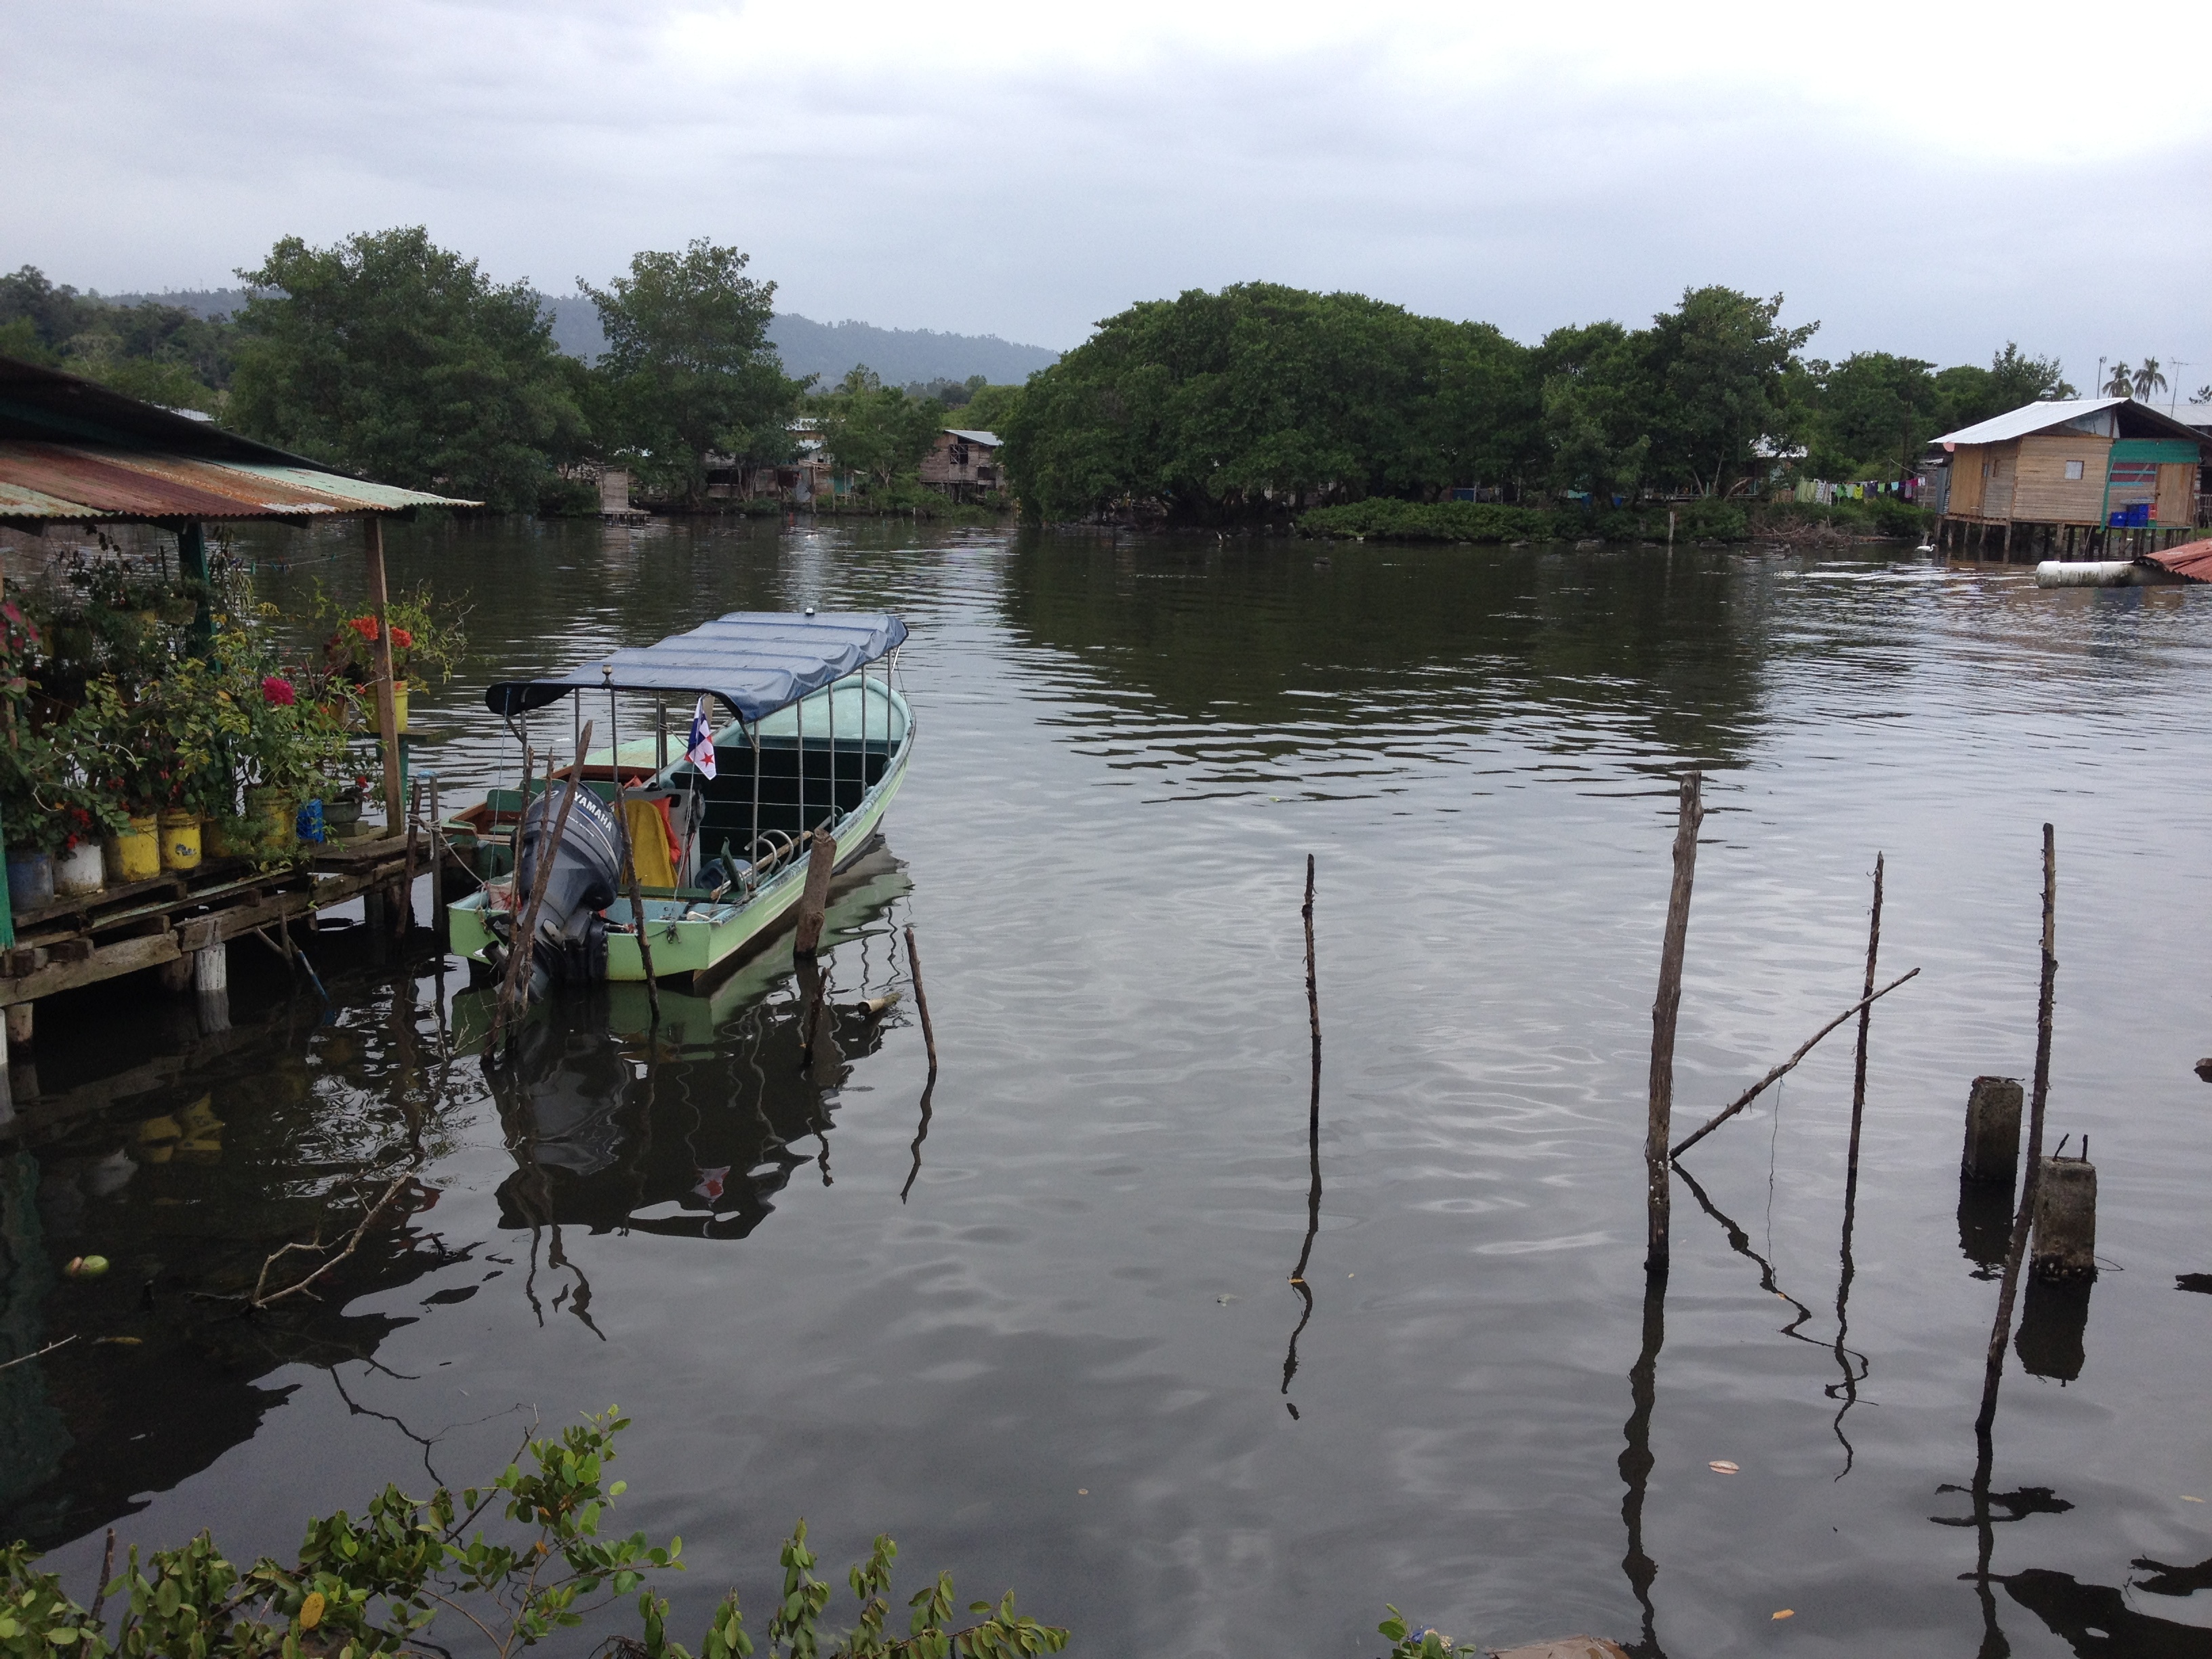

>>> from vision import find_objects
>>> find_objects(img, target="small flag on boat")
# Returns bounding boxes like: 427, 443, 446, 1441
694, 1166, 729, 1202
686, 696, 717, 778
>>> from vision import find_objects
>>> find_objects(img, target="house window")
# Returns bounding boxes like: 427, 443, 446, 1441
2064, 459, 2084, 480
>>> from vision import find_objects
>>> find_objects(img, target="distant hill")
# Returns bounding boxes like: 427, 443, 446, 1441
102, 288, 251, 319
538, 295, 1058, 385
101, 288, 1061, 387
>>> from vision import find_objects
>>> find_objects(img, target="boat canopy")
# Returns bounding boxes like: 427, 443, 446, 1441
485, 610, 909, 722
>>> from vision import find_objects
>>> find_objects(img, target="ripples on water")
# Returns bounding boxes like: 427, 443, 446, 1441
7, 519, 2212, 1658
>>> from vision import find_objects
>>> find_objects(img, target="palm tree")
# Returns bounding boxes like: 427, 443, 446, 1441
2133, 358, 2168, 401
2104, 361, 2136, 397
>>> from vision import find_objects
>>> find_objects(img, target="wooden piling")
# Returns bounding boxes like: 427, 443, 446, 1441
1844, 853, 1884, 1205
1961, 1076, 2024, 1185
398, 775, 421, 935
1645, 771, 1702, 1275
427, 774, 447, 943
793, 828, 835, 956
3, 1002, 30, 1048
362, 517, 404, 834
2030, 1155, 2097, 1279
1975, 823, 2059, 1438
490, 726, 591, 1056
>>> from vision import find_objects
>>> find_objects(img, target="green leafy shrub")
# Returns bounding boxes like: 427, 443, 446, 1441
0, 1410, 1067, 1659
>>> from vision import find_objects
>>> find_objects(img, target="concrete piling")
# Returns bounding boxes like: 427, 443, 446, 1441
1961, 1076, 2024, 1185
2030, 1155, 2097, 1279
194, 942, 230, 1034
3, 1002, 30, 1049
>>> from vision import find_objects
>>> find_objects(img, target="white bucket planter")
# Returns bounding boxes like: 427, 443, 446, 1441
56, 839, 106, 897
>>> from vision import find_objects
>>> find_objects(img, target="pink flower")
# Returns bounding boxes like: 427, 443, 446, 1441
262, 675, 296, 705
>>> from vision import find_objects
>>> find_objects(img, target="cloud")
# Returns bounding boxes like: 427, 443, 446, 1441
6, 0, 2209, 382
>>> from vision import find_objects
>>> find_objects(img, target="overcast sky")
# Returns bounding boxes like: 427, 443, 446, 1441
9, 0, 2211, 392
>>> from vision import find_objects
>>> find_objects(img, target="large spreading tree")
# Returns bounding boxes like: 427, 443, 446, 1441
228, 228, 588, 511
580, 240, 804, 505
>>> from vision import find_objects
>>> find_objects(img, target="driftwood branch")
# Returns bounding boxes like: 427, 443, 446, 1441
247, 1163, 422, 1309
0, 1334, 77, 1372
1670, 968, 1922, 1161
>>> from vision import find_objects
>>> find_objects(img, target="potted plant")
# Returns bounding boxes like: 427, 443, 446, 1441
318, 582, 467, 734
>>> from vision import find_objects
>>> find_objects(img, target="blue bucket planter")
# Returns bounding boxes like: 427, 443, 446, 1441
7, 851, 54, 914
295, 800, 326, 844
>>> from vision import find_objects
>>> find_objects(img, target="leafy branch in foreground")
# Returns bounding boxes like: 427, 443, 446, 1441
0, 1409, 1066, 1659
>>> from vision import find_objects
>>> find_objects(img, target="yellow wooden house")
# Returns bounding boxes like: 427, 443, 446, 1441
1929, 397, 2208, 560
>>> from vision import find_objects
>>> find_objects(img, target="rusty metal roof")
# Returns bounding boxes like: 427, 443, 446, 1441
0, 441, 472, 525
0, 354, 479, 525
2141, 539, 2212, 584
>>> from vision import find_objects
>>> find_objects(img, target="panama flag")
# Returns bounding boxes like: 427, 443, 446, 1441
684, 695, 717, 778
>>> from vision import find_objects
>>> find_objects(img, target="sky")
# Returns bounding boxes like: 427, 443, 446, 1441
8, 0, 2212, 394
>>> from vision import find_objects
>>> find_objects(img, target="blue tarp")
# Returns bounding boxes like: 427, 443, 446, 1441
485, 611, 909, 722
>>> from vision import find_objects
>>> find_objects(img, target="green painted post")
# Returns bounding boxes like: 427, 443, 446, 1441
177, 520, 213, 655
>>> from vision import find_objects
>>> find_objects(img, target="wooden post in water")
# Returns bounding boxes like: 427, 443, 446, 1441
398, 775, 421, 935
1975, 823, 2058, 1438
904, 922, 938, 1076
491, 726, 591, 1055
1645, 771, 1702, 1276
794, 828, 835, 955
1844, 854, 1884, 1206
426, 774, 447, 943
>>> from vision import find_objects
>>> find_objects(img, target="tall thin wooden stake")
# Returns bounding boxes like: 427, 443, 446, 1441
1646, 771, 1703, 1275
1303, 854, 1320, 1062
904, 922, 938, 1076
398, 774, 421, 935
490, 723, 592, 1056
613, 777, 660, 1027
362, 516, 404, 833
427, 773, 447, 943
1843, 854, 1885, 1222
1975, 824, 2057, 1437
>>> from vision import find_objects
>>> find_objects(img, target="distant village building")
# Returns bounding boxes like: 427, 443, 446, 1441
1925, 397, 2209, 560
919, 429, 1004, 501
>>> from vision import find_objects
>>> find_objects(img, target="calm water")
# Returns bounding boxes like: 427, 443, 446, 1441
7, 519, 2212, 1658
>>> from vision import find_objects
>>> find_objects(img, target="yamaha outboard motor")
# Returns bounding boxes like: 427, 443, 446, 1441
499, 785, 621, 991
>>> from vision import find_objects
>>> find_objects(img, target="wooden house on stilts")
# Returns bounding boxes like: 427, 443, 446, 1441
1925, 397, 2209, 561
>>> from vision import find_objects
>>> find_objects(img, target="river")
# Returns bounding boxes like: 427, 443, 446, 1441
5, 517, 2211, 1658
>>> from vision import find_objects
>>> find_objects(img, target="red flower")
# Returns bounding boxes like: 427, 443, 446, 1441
388, 627, 413, 651
346, 615, 380, 642
262, 675, 296, 705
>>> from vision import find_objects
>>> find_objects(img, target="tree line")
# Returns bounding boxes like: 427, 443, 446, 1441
994, 281, 2162, 523
8, 237, 2190, 524
0, 231, 1002, 512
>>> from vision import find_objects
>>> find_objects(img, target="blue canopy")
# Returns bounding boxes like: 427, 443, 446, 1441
486, 610, 909, 722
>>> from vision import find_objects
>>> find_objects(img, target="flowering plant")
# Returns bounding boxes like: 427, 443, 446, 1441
316, 583, 465, 689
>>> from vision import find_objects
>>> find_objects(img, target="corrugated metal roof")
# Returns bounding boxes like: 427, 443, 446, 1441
1931, 398, 2127, 447
2142, 539, 2212, 584
1932, 396, 2212, 451
0, 441, 478, 524
943, 428, 1002, 447
0, 353, 480, 524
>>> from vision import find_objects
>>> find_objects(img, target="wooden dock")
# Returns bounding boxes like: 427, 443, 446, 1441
0, 834, 442, 1046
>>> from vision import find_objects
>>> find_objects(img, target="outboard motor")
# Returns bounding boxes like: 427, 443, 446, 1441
498, 785, 621, 991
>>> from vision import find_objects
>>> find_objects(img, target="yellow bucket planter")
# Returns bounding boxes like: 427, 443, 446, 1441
159, 809, 203, 872
107, 814, 163, 882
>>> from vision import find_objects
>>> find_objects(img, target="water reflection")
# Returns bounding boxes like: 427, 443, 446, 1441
2014, 1277, 2093, 1383
998, 537, 1773, 786
477, 850, 914, 1245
